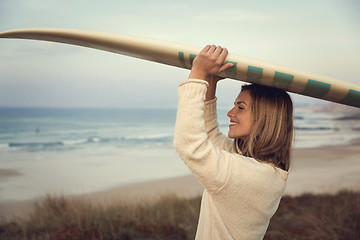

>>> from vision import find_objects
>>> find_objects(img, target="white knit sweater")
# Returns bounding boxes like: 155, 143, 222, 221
174, 79, 288, 240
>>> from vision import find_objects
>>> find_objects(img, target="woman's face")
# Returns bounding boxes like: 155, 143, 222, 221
227, 90, 254, 139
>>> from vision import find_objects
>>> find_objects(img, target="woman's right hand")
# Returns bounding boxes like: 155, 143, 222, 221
189, 45, 233, 82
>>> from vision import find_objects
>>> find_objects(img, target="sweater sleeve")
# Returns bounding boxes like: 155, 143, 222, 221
204, 98, 234, 152
174, 79, 232, 192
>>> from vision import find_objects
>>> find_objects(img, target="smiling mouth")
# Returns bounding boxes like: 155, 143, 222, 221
229, 122, 238, 127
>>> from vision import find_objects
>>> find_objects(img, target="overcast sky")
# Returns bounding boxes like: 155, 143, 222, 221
0, 0, 359, 109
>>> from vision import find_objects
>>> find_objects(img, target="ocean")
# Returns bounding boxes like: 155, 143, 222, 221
0, 107, 359, 201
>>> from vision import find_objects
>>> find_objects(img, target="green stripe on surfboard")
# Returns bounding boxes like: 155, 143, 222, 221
178, 52, 186, 68
225, 61, 237, 78
247, 66, 263, 84
339, 89, 360, 107
190, 54, 197, 66
273, 71, 294, 90
302, 79, 331, 98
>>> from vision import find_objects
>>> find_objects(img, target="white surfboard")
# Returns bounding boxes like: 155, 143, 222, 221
0, 28, 359, 108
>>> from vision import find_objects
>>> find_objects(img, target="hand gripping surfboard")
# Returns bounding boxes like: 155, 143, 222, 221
0, 28, 359, 108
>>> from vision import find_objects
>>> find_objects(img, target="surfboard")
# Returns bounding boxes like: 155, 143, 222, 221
0, 28, 359, 108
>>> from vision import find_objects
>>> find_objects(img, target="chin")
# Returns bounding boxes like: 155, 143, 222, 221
228, 131, 248, 140
227, 132, 236, 139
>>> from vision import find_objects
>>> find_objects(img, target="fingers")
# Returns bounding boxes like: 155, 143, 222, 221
191, 45, 232, 80
218, 62, 234, 73
205, 45, 228, 64
201, 45, 226, 57
205, 45, 232, 73
200, 45, 211, 54
218, 47, 228, 62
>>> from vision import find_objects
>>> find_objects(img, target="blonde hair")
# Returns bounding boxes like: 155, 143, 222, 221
235, 84, 293, 171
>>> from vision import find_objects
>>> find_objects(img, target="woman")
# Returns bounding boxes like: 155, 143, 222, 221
174, 45, 293, 239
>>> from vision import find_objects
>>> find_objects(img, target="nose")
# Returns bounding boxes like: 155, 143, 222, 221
227, 106, 235, 118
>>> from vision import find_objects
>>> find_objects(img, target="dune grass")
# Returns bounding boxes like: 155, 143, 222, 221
0, 191, 359, 240
264, 191, 360, 240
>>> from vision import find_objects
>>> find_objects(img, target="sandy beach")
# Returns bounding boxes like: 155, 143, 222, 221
1, 141, 360, 220
88, 141, 360, 201
83, 143, 360, 206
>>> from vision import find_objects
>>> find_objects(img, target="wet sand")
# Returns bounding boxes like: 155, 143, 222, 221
0, 169, 22, 181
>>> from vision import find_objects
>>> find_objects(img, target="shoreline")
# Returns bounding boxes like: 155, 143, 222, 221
1, 142, 360, 220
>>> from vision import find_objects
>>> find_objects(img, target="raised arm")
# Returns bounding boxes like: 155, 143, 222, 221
174, 45, 235, 191
192, 46, 234, 151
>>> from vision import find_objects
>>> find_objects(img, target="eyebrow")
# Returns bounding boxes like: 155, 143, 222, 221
235, 101, 248, 106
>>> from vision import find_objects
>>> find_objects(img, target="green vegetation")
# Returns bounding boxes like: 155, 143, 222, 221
1, 191, 359, 240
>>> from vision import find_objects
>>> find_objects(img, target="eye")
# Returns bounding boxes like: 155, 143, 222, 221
238, 106, 244, 110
